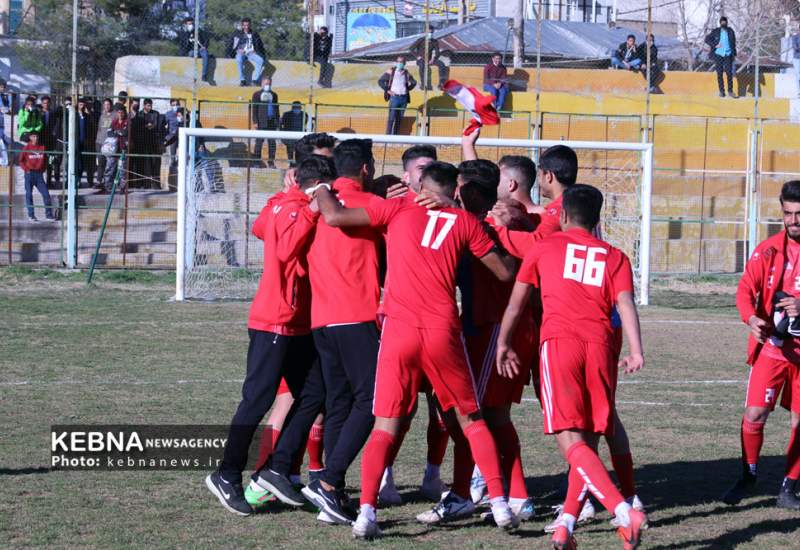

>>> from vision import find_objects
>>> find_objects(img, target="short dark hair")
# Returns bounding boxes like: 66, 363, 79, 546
720, 16, 728, 24
420, 161, 459, 196
320, 26, 328, 31
40, 95, 50, 102
333, 139, 373, 178
458, 159, 500, 190
24, 95, 35, 104
499, 155, 536, 192
492, 52, 501, 57
117, 91, 128, 98
562, 184, 604, 229
372, 174, 402, 199
242, 17, 251, 23
460, 179, 498, 216
539, 145, 578, 187
780, 181, 800, 204
0, 78, 7, 86
295, 155, 337, 190
103, 97, 113, 105
184, 16, 194, 23
627, 34, 636, 41
402, 145, 437, 170
294, 132, 336, 164
143, 98, 153, 105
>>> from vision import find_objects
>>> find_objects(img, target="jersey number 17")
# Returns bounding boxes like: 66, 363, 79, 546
421, 211, 457, 250
563, 243, 607, 287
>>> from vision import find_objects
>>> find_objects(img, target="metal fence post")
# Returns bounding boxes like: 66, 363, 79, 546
66, 0, 78, 268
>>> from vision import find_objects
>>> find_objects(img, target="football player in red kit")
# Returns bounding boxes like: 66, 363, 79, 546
497, 184, 648, 549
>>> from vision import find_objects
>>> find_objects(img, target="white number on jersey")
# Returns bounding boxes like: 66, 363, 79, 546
563, 244, 607, 287
795, 276, 800, 291
421, 211, 457, 250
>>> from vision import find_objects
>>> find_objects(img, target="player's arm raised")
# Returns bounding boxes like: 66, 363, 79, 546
496, 281, 533, 378
461, 126, 480, 161
313, 186, 371, 227
616, 290, 644, 374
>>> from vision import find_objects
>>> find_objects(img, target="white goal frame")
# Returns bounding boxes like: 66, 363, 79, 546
176, 128, 654, 304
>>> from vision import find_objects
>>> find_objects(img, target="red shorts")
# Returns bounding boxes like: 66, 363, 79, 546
467, 321, 537, 408
277, 378, 291, 396
539, 338, 617, 436
373, 318, 479, 418
746, 352, 800, 413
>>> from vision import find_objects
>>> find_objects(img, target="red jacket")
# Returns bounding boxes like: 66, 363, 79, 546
736, 230, 789, 365
248, 187, 319, 335
19, 143, 46, 172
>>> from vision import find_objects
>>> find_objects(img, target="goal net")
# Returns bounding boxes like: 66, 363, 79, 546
176, 129, 653, 304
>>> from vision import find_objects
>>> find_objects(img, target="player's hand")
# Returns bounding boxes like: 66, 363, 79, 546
496, 345, 520, 378
490, 200, 532, 230
462, 125, 480, 147
618, 353, 644, 374
283, 168, 297, 192
748, 315, 769, 343
415, 189, 457, 210
777, 297, 800, 318
385, 182, 409, 199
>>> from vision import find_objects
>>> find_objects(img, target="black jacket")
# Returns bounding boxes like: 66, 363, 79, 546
614, 42, 638, 63
636, 43, 658, 66
229, 29, 266, 58
705, 27, 737, 58
178, 28, 210, 56
41, 107, 63, 145
250, 89, 280, 128
313, 32, 332, 60
378, 68, 417, 101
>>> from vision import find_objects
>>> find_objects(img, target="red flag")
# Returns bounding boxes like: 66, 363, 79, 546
442, 79, 500, 135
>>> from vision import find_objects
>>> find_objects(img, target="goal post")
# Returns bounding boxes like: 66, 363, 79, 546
176, 128, 653, 304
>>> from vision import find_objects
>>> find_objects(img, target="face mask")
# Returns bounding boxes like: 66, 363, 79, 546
176, 115, 183, 123
262, 85, 271, 91
396, 63, 405, 70
186, 24, 194, 32
172, 105, 179, 112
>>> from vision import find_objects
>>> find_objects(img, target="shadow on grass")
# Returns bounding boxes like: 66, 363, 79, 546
0, 467, 50, 476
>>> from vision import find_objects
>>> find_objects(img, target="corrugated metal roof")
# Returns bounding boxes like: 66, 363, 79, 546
334, 18, 690, 62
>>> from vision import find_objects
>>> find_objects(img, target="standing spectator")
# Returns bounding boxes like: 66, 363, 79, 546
19, 132, 55, 222
792, 26, 800, 93
313, 26, 333, 88
250, 76, 279, 168
230, 17, 266, 87
279, 101, 307, 161
139, 98, 163, 190
40, 95, 63, 189
705, 16, 737, 98
483, 53, 509, 111
114, 90, 128, 111
101, 106, 129, 194
178, 16, 212, 84
0, 80, 13, 164
163, 98, 183, 183
128, 98, 144, 188
637, 34, 660, 93
74, 97, 96, 189
17, 95, 43, 142
378, 55, 416, 135
93, 98, 114, 191
611, 35, 642, 71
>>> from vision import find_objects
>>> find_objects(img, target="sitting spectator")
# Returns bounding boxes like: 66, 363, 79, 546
250, 76, 280, 168
93, 98, 114, 192
20, 132, 54, 222
100, 106, 129, 194
611, 34, 642, 71
705, 16, 737, 98
229, 17, 266, 87
413, 34, 448, 91
637, 34, 660, 93
17, 95, 43, 142
483, 52, 509, 111
280, 101, 308, 161
178, 16, 212, 84
379, 55, 416, 135
313, 26, 333, 88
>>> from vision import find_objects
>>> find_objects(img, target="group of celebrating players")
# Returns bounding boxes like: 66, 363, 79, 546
203, 127, 659, 549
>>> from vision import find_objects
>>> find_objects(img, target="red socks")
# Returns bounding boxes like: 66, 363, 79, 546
451, 432, 474, 500
563, 465, 588, 518
610, 452, 636, 499
786, 425, 800, 480
255, 426, 279, 472
741, 418, 765, 471
307, 424, 325, 471
463, 420, 504, 500
426, 415, 449, 466
565, 441, 625, 514
360, 430, 396, 507
495, 421, 527, 500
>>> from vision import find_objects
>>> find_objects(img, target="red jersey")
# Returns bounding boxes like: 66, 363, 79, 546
306, 177, 383, 328
19, 143, 46, 172
495, 195, 563, 259
517, 227, 634, 347
366, 195, 495, 330
761, 238, 800, 362
248, 188, 318, 335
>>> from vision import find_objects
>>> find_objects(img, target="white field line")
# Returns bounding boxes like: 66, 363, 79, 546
522, 398, 738, 408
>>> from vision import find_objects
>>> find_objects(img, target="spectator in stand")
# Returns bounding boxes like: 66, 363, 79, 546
74, 97, 96, 189
139, 98, 163, 190
115, 90, 128, 111
705, 16, 737, 98
93, 98, 114, 192
483, 52, 509, 111
250, 76, 280, 168
792, 25, 800, 93
128, 98, 144, 188
379, 55, 416, 135
611, 35, 642, 71
230, 17, 266, 87
0, 80, 13, 162
413, 33, 447, 91
40, 95, 63, 189
20, 132, 55, 222
178, 16, 212, 84
163, 98, 183, 182
637, 34, 660, 93
313, 26, 333, 88
101, 106, 129, 194
17, 95, 43, 142
279, 101, 307, 161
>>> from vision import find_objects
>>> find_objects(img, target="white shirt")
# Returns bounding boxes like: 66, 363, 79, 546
242, 32, 254, 54
390, 69, 408, 96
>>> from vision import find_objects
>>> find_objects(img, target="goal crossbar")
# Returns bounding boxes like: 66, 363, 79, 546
176, 128, 653, 304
